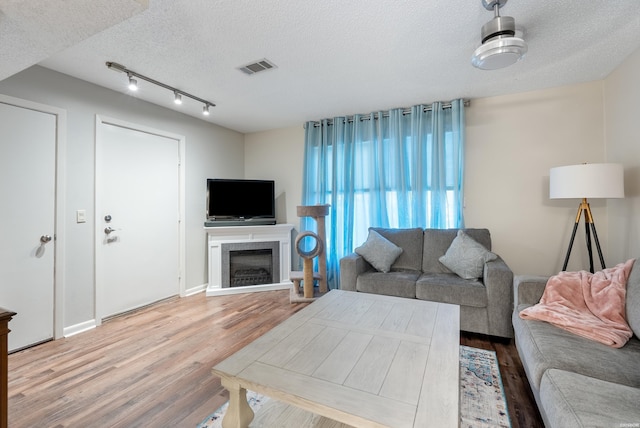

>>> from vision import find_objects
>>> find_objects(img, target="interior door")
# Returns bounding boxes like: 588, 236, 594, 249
0, 101, 56, 351
96, 118, 181, 319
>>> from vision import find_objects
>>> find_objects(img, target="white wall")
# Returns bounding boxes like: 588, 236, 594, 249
604, 46, 640, 263
245, 81, 610, 277
0, 66, 244, 329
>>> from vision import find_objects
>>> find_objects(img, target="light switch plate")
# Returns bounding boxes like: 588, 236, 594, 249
76, 209, 86, 223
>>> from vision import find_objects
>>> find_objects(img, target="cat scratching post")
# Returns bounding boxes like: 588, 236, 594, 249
293, 231, 323, 299
290, 204, 330, 303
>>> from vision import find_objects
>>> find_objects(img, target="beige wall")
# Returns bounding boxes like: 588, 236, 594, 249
465, 82, 606, 275
244, 126, 305, 229
245, 82, 610, 277
604, 46, 640, 263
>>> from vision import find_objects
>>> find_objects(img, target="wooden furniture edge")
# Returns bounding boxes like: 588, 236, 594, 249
0, 308, 17, 428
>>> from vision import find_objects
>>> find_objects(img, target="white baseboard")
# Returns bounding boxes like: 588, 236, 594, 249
206, 281, 291, 296
63, 319, 96, 337
64, 286, 206, 337
185, 283, 207, 296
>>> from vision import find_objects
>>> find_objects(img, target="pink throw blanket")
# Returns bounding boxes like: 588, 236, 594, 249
519, 259, 635, 348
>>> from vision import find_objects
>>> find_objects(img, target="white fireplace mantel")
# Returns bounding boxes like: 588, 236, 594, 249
205, 224, 294, 296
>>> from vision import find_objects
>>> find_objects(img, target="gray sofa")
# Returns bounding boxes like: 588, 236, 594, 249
339, 227, 514, 338
512, 261, 640, 427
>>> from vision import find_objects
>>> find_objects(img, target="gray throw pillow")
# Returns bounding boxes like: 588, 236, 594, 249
355, 229, 403, 273
439, 230, 497, 279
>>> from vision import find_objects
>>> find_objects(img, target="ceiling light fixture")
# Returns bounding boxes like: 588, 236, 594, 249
106, 61, 216, 115
471, 0, 527, 70
127, 73, 138, 91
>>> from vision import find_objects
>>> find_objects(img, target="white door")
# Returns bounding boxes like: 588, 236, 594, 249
0, 101, 56, 351
96, 118, 182, 320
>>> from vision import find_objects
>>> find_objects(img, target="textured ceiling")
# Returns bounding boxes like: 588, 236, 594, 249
0, 0, 148, 81
5, 0, 640, 133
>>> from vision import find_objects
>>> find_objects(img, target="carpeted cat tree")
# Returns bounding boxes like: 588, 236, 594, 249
290, 204, 330, 303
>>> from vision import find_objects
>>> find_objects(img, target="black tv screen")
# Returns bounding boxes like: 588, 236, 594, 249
206, 179, 275, 221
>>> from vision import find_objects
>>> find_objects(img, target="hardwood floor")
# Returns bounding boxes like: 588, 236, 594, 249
8, 291, 543, 427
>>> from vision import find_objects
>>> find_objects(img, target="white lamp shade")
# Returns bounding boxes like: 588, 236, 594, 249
550, 163, 624, 199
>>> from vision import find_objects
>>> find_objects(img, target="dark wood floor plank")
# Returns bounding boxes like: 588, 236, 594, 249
9, 291, 543, 427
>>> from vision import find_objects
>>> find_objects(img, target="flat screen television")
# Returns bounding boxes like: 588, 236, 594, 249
206, 178, 276, 225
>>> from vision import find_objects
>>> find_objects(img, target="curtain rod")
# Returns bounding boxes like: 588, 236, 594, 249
307, 99, 470, 128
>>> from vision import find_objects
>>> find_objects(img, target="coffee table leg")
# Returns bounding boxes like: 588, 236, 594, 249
221, 378, 254, 428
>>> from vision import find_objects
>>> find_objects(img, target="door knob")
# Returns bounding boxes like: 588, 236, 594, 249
104, 227, 115, 235
40, 235, 52, 243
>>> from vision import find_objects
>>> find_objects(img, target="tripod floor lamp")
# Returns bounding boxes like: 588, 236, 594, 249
550, 163, 624, 273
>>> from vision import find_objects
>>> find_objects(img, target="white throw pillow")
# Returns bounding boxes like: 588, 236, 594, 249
355, 229, 403, 273
439, 230, 497, 279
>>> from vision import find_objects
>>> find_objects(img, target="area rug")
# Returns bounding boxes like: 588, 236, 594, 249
459, 345, 511, 428
198, 346, 511, 428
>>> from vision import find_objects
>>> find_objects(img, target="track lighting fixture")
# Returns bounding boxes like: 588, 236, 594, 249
106, 61, 216, 116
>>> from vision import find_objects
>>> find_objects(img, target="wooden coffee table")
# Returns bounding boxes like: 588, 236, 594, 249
212, 290, 460, 427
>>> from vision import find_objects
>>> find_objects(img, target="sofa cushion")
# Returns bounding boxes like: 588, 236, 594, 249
371, 227, 423, 271
416, 273, 487, 307
438, 230, 497, 279
540, 369, 640, 428
355, 229, 403, 273
356, 270, 420, 299
513, 303, 640, 390
625, 260, 640, 338
422, 229, 492, 273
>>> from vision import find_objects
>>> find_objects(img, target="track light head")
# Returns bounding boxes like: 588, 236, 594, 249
127, 74, 138, 91
202, 104, 211, 116
174, 92, 182, 105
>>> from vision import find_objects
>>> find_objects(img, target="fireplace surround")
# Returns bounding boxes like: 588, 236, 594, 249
205, 224, 293, 296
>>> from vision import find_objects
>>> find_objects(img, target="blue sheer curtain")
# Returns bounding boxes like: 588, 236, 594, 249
301, 99, 465, 289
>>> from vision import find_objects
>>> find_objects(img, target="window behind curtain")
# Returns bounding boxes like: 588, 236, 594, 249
302, 100, 465, 289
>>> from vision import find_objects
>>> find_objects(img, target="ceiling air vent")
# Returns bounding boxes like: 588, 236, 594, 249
238, 59, 277, 75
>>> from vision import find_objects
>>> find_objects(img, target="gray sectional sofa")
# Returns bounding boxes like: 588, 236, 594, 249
512, 261, 640, 427
339, 227, 514, 338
